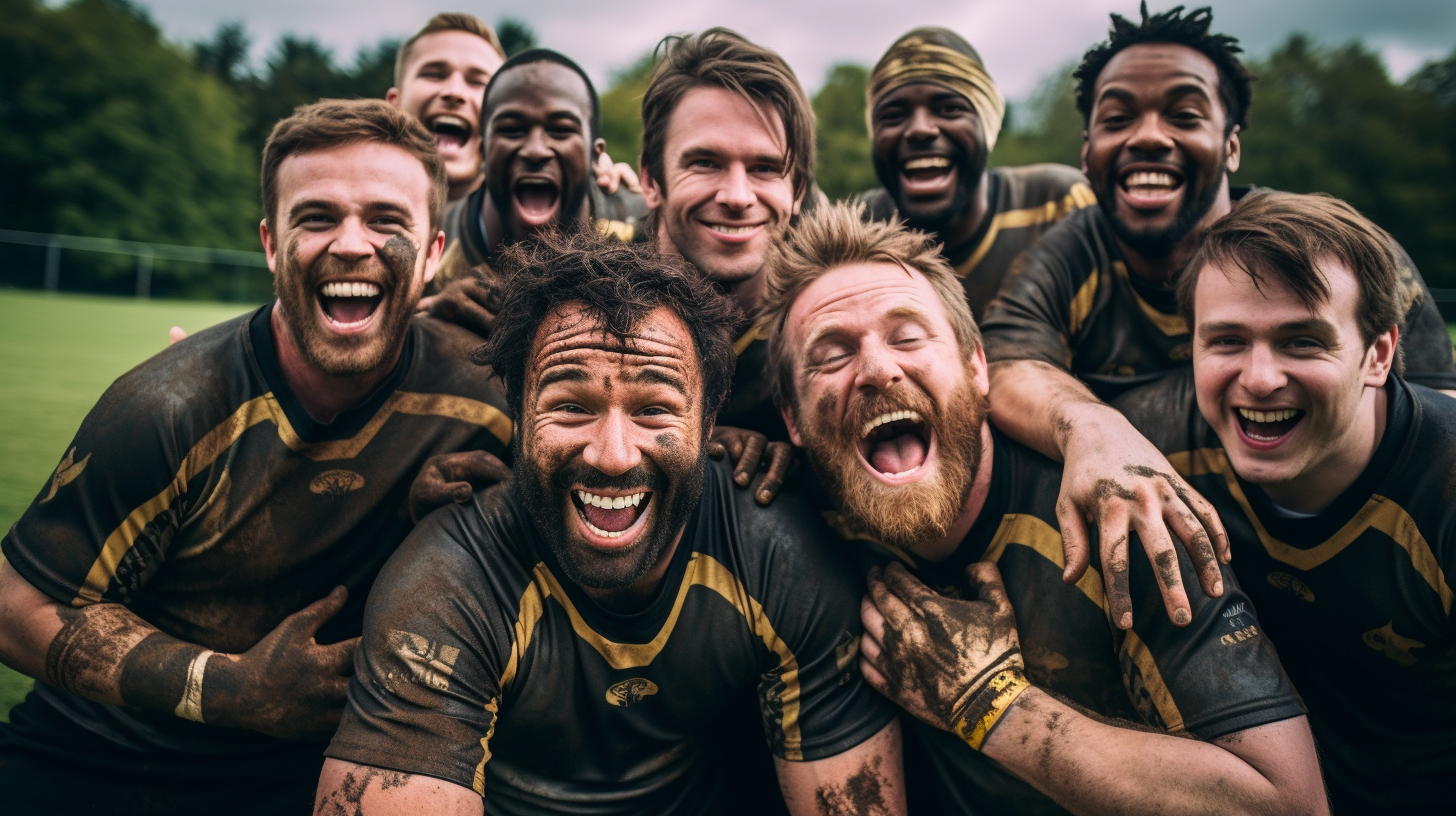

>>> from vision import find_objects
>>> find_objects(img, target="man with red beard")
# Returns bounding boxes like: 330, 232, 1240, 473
977, 4, 1456, 633
316, 231, 904, 816
0, 100, 510, 815
761, 203, 1326, 816
860, 27, 1095, 319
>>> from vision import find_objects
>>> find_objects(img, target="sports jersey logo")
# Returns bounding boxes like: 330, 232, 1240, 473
41, 446, 90, 504
384, 630, 460, 691
309, 469, 365, 497
605, 678, 658, 707
1266, 572, 1316, 602
1362, 621, 1424, 667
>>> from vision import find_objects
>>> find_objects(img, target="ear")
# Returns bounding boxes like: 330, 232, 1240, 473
1364, 325, 1398, 387
260, 219, 278, 274
969, 342, 990, 395
385, 87, 402, 108
1079, 130, 1090, 175
780, 403, 805, 448
593, 138, 607, 159
1225, 125, 1241, 175
640, 162, 662, 211
421, 229, 446, 286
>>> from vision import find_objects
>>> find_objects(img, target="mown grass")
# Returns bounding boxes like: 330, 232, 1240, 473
0, 290, 254, 719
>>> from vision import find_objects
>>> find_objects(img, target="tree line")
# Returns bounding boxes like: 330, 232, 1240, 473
4, 0, 1456, 299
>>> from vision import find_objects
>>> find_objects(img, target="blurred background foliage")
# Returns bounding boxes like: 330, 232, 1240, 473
4, 0, 1456, 296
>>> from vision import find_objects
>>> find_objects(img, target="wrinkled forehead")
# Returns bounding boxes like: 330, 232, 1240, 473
788, 262, 952, 342
403, 30, 504, 76
487, 61, 593, 122
1095, 42, 1222, 104
527, 302, 703, 387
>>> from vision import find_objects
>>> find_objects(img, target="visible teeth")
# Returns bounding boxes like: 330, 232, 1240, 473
903, 156, 951, 171
576, 490, 646, 509
583, 518, 626, 538
319, 281, 381, 298
1237, 408, 1299, 423
886, 465, 922, 477
860, 410, 923, 439
431, 114, 469, 132
1124, 171, 1175, 188
711, 224, 756, 235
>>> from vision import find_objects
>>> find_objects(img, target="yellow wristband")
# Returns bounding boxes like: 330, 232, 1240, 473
952, 670, 1030, 751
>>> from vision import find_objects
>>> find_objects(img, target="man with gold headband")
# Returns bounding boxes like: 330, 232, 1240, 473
860, 27, 1095, 318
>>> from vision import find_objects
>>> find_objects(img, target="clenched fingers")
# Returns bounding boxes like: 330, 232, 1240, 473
751, 441, 792, 505
288, 586, 349, 639
734, 434, 767, 487
964, 562, 1013, 617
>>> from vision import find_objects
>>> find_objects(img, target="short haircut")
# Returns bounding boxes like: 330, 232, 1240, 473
483, 48, 602, 139
761, 202, 981, 408
261, 98, 447, 233
1074, 3, 1255, 134
640, 28, 816, 204
1178, 191, 1410, 374
475, 229, 739, 421
394, 13, 506, 87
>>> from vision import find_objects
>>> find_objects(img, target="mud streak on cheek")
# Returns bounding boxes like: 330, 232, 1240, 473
379, 234, 418, 274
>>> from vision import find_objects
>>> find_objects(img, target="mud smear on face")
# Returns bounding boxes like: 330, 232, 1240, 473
815, 755, 892, 816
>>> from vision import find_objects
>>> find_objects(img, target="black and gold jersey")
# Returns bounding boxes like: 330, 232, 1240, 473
1117, 370, 1456, 816
981, 188, 1456, 401
860, 164, 1096, 319
0, 305, 511, 758
327, 458, 894, 816
717, 316, 786, 440
822, 429, 1305, 816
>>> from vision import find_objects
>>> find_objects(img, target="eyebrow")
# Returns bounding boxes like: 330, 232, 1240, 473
536, 366, 591, 390
1096, 75, 1213, 106
680, 145, 785, 168
287, 199, 411, 221
1198, 318, 1338, 335
621, 366, 689, 396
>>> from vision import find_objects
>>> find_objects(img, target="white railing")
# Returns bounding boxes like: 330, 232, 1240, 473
0, 228, 267, 299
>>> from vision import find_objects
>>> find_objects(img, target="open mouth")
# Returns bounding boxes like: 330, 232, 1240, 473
1234, 407, 1304, 447
316, 280, 384, 330
702, 221, 764, 242
428, 114, 473, 152
571, 488, 652, 545
513, 178, 561, 226
1118, 168, 1184, 210
856, 410, 935, 483
900, 155, 955, 197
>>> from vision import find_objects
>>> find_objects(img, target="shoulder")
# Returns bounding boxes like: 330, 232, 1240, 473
1406, 380, 1456, 458
993, 163, 1093, 204
93, 309, 257, 428
1111, 369, 1204, 454
404, 316, 506, 402
704, 459, 855, 580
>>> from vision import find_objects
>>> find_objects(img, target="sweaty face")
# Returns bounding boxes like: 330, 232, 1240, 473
484, 62, 596, 241
783, 263, 988, 552
514, 305, 707, 590
644, 86, 800, 286
387, 30, 505, 191
1191, 258, 1395, 509
1083, 44, 1239, 258
871, 83, 986, 234
266, 141, 438, 376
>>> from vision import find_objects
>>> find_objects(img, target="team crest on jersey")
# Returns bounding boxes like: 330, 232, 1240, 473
41, 446, 90, 504
1362, 621, 1424, 667
605, 678, 658, 707
1266, 572, 1316, 602
384, 630, 461, 692
309, 469, 365, 497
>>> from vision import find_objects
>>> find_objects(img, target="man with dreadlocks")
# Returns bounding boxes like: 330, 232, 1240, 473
860, 27, 1095, 318
976, 4, 1456, 633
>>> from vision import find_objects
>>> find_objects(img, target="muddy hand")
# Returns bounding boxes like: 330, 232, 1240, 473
707, 426, 792, 505
417, 274, 497, 338
409, 450, 512, 523
204, 586, 358, 741
859, 562, 1022, 732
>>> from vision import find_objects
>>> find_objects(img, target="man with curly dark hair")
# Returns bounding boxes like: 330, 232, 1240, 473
976, 3, 1456, 634
316, 231, 905, 815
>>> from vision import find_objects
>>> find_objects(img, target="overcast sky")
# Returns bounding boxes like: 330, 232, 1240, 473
132, 0, 1456, 99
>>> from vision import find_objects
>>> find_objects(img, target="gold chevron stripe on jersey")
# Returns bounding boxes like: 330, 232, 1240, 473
956, 183, 1097, 277
73, 392, 512, 606
499, 554, 806, 758
1168, 447, 1453, 615
1112, 262, 1188, 337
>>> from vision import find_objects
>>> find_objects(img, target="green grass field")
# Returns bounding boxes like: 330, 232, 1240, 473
0, 290, 254, 720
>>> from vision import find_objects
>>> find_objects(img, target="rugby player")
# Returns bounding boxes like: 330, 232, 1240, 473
0, 99, 511, 815
315, 231, 905, 815
861, 27, 1095, 318
978, 4, 1456, 629
761, 203, 1325, 816
1115, 192, 1456, 816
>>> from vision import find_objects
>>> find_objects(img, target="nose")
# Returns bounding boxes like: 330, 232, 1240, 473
1126, 110, 1175, 153
1239, 342, 1288, 397
905, 105, 938, 142
582, 409, 642, 476
520, 126, 552, 163
853, 336, 904, 394
716, 164, 756, 211
330, 216, 374, 261
440, 70, 468, 104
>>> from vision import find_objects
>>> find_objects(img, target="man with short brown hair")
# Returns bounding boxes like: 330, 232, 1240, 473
0, 99, 510, 815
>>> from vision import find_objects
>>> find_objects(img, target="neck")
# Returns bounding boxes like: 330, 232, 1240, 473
1119, 181, 1233, 286
269, 304, 402, 424
448, 171, 484, 203
932, 169, 992, 251
579, 527, 686, 614
652, 219, 766, 318
912, 420, 997, 563
1263, 384, 1389, 515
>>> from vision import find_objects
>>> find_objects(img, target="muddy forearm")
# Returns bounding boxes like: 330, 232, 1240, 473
987, 360, 1115, 461
43, 601, 211, 716
776, 719, 907, 816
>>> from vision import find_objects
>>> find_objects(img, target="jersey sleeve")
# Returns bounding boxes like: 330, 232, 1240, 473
1116, 541, 1306, 740
980, 230, 1083, 371
1393, 248, 1456, 391
743, 496, 897, 762
326, 502, 512, 793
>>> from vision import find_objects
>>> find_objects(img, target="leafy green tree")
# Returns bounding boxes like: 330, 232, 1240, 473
813, 64, 878, 201
992, 63, 1083, 170
497, 18, 538, 58
599, 52, 654, 169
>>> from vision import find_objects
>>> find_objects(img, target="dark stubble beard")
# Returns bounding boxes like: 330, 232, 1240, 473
1099, 152, 1225, 259
514, 444, 707, 591
799, 375, 988, 553
273, 234, 419, 376
874, 140, 988, 239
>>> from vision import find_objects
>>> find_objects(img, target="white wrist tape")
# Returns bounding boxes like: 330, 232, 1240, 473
175, 649, 214, 723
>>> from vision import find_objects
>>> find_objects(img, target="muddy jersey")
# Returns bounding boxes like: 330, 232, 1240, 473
717, 315, 787, 440
860, 164, 1095, 320
0, 305, 511, 759
327, 459, 894, 816
1117, 370, 1456, 816
981, 188, 1456, 402
817, 429, 1304, 816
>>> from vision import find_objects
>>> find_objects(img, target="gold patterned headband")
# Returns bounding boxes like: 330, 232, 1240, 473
867, 37, 1006, 152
